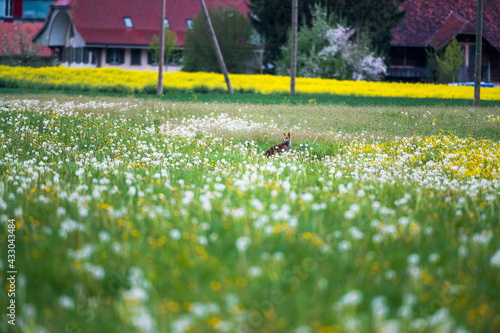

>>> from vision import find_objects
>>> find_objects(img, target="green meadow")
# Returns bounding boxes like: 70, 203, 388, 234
0, 91, 499, 333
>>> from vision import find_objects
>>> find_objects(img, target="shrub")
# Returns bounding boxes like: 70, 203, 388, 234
148, 30, 177, 67
277, 5, 386, 81
182, 5, 255, 74
436, 36, 466, 84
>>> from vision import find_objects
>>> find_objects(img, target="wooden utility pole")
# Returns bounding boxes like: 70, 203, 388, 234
473, 0, 483, 107
157, 0, 166, 95
290, 0, 298, 96
199, 0, 233, 94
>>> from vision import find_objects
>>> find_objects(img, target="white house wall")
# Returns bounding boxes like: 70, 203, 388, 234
59, 48, 181, 72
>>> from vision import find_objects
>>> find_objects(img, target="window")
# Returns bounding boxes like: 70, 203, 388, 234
186, 19, 194, 29
2, 0, 13, 17
106, 48, 125, 64
124, 17, 133, 28
164, 19, 170, 30
131, 49, 141, 65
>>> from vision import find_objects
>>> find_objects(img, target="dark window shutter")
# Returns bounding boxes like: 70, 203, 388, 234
83, 48, 89, 64
67, 47, 74, 63
60, 47, 66, 62
106, 49, 113, 64
119, 49, 125, 64
75, 48, 82, 63
131, 49, 141, 65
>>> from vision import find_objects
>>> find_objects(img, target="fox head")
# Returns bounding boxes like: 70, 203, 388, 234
283, 132, 291, 141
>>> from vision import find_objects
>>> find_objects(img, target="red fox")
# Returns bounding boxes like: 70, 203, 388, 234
265, 133, 291, 157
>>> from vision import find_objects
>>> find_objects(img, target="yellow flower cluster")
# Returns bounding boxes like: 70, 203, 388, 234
350, 134, 500, 180
1, 65, 500, 100
0, 65, 157, 93
486, 115, 500, 123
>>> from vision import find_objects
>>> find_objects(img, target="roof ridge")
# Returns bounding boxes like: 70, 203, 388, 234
449, 10, 473, 26
428, 9, 474, 47
427, 10, 453, 46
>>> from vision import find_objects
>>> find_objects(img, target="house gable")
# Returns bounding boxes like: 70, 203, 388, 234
392, 0, 500, 51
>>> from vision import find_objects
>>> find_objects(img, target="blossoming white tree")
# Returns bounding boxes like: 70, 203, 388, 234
277, 5, 386, 81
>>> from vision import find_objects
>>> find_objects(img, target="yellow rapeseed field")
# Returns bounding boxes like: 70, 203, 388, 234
1, 65, 500, 100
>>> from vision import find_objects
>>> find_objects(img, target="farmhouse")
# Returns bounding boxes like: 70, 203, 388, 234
31, 0, 248, 71
389, 0, 500, 83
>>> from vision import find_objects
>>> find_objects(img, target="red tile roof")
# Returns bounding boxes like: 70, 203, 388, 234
48, 0, 248, 46
0, 22, 52, 56
392, 0, 500, 50
52, 0, 72, 6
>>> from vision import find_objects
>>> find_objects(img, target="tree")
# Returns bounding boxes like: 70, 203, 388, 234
338, 0, 406, 60
248, 0, 405, 73
248, 0, 310, 73
182, 5, 254, 74
277, 6, 386, 81
435, 36, 465, 83
148, 30, 177, 68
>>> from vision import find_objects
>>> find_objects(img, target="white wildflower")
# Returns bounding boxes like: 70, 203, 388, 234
301, 193, 314, 202
490, 250, 500, 267
236, 236, 251, 252
170, 229, 181, 240
58, 295, 75, 309
182, 191, 195, 205
337, 289, 363, 307
99, 231, 111, 242
248, 266, 262, 277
